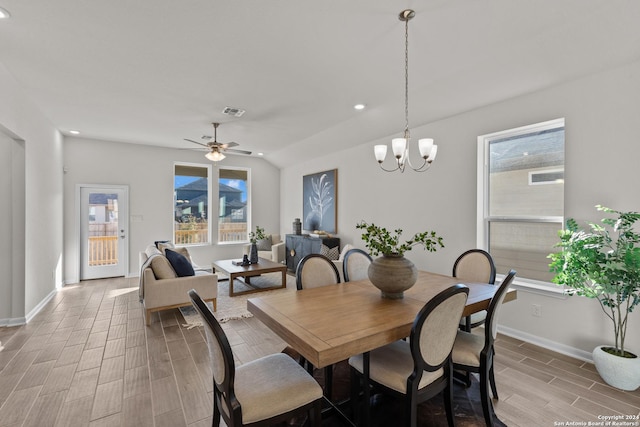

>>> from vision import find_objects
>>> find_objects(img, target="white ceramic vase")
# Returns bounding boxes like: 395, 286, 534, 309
592, 345, 640, 391
367, 254, 417, 299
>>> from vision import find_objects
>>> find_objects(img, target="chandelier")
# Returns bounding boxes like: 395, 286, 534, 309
374, 9, 438, 173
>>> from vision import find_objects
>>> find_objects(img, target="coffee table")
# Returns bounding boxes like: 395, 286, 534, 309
211, 257, 288, 297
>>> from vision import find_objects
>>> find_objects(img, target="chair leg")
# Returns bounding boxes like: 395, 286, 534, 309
405, 385, 418, 427
489, 360, 499, 399
480, 360, 495, 427
212, 391, 221, 427
310, 399, 322, 427
489, 347, 499, 399
444, 372, 455, 427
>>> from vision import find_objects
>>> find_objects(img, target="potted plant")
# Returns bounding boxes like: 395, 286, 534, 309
248, 226, 266, 264
356, 221, 444, 299
548, 205, 640, 390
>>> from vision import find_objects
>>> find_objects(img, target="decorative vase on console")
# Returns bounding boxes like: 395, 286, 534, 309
356, 221, 444, 299
248, 225, 267, 265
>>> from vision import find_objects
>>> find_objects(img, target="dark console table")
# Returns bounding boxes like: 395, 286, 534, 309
285, 234, 340, 272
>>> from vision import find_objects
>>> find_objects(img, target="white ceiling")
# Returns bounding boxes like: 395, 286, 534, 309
1, 0, 639, 168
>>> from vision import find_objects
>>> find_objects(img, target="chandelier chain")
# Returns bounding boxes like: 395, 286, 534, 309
404, 16, 410, 139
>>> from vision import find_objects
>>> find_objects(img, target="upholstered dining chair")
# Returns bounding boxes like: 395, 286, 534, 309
188, 290, 323, 427
451, 269, 516, 427
342, 248, 373, 282
296, 253, 341, 290
349, 284, 469, 427
453, 249, 497, 332
295, 253, 341, 399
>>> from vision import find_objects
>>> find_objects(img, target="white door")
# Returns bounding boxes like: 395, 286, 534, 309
80, 186, 128, 280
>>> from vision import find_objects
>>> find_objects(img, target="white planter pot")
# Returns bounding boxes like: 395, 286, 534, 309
592, 345, 640, 391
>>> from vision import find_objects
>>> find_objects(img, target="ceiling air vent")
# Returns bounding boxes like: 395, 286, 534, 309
222, 106, 245, 117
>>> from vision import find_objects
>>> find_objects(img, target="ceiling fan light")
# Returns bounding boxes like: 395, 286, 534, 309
205, 151, 226, 162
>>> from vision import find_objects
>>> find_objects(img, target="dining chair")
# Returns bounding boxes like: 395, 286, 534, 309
342, 248, 373, 282
188, 289, 323, 427
295, 253, 341, 399
296, 253, 341, 290
451, 269, 516, 427
453, 249, 497, 332
349, 284, 469, 427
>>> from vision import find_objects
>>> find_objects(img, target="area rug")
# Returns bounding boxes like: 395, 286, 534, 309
179, 272, 295, 326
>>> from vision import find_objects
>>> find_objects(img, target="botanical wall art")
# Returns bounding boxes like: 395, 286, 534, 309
302, 169, 337, 234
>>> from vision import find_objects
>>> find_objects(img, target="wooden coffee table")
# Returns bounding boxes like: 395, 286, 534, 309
211, 258, 288, 297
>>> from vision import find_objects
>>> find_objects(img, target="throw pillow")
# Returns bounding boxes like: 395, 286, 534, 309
150, 255, 177, 279
172, 246, 193, 265
256, 236, 272, 251
165, 249, 195, 277
158, 242, 175, 254
321, 244, 340, 260
154, 240, 172, 249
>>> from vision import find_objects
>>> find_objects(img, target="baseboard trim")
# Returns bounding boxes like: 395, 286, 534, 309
0, 316, 27, 327
497, 324, 594, 363
25, 288, 58, 324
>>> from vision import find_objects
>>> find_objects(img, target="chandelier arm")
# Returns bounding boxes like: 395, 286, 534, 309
377, 159, 402, 173
404, 152, 428, 171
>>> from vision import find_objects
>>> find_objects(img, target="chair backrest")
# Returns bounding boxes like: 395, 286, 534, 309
296, 253, 341, 290
188, 289, 240, 418
342, 248, 372, 282
484, 270, 517, 343
410, 284, 469, 372
452, 249, 496, 284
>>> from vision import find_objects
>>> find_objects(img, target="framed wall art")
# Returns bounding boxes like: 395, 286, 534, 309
302, 169, 337, 234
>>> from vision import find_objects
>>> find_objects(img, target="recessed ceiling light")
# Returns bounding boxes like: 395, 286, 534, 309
354, 104, 366, 110
69, 130, 80, 135
0, 7, 11, 19
257, 152, 264, 156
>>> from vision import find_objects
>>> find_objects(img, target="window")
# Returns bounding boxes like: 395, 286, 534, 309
174, 163, 211, 245
218, 167, 250, 244
477, 118, 564, 288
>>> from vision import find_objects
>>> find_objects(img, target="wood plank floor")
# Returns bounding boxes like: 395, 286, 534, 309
0, 277, 638, 426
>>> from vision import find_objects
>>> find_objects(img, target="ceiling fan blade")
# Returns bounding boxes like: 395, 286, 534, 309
184, 138, 210, 147
221, 141, 239, 149
225, 148, 252, 155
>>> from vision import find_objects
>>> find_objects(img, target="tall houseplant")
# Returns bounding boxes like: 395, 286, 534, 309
356, 221, 444, 299
548, 205, 640, 390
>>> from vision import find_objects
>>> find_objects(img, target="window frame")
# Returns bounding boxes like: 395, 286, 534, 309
217, 165, 251, 246
476, 118, 567, 296
173, 161, 213, 247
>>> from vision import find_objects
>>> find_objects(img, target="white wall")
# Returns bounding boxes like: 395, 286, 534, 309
63, 137, 281, 282
0, 62, 63, 325
280, 59, 640, 357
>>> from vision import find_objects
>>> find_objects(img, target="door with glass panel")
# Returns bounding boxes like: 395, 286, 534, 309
80, 186, 128, 280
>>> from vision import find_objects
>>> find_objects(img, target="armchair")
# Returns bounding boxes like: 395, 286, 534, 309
243, 234, 285, 263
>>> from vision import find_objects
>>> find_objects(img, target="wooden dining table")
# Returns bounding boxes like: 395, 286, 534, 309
247, 270, 517, 369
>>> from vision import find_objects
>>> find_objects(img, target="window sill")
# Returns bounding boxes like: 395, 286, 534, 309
496, 274, 569, 299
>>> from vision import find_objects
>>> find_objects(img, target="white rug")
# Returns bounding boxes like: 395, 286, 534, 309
179, 272, 295, 327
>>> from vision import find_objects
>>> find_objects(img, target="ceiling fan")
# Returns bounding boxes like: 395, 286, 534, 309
184, 122, 252, 162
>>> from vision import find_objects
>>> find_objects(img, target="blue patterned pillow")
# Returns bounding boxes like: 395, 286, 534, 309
165, 249, 195, 277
